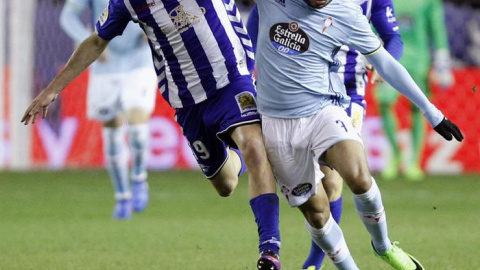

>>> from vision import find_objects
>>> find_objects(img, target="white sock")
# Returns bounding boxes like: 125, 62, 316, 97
128, 124, 149, 182
353, 177, 392, 254
103, 127, 130, 200
305, 214, 359, 270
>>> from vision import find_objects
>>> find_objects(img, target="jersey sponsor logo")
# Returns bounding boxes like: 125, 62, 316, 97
235, 91, 258, 117
169, 5, 206, 34
292, 183, 312, 196
98, 6, 109, 26
269, 22, 309, 55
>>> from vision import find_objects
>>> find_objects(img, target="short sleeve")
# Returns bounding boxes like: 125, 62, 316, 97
346, 12, 382, 55
95, 0, 132, 41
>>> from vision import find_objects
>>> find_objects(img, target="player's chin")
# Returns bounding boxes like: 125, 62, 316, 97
309, 0, 330, 8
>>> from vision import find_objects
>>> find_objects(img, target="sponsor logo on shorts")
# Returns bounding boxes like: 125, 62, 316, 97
269, 22, 309, 55
292, 183, 312, 196
99, 6, 109, 26
235, 91, 258, 117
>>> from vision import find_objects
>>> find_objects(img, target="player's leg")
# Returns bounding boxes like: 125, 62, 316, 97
87, 73, 131, 219
228, 123, 282, 270
262, 110, 358, 270
126, 108, 151, 212
176, 76, 281, 270
123, 67, 157, 211
376, 82, 401, 180
302, 167, 343, 270
404, 70, 429, 181
102, 117, 131, 219
323, 140, 424, 269
298, 191, 359, 270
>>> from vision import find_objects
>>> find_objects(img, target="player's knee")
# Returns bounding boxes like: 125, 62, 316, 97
237, 137, 267, 169
303, 207, 331, 229
343, 167, 371, 194
211, 175, 238, 197
214, 183, 236, 197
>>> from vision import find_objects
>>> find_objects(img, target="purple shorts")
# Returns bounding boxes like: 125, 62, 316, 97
175, 75, 260, 178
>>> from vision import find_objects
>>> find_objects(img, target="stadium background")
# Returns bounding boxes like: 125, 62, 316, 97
1, 0, 479, 173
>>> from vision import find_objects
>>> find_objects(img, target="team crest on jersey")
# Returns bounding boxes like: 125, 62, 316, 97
98, 6, 109, 26
169, 5, 206, 33
269, 22, 309, 55
235, 91, 258, 117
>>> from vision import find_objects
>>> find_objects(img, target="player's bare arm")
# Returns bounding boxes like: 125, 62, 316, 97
366, 47, 464, 142
21, 33, 109, 125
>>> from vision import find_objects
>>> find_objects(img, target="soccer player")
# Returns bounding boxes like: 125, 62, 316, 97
253, 0, 463, 269
376, 0, 454, 181
247, 0, 403, 268
247, 0, 403, 267
59, 0, 158, 219
22, 1, 281, 269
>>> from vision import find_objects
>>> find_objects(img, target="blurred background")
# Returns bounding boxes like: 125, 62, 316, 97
0, 0, 479, 174
1, 1, 479, 269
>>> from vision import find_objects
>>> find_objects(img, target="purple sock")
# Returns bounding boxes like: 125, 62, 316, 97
231, 148, 247, 176
302, 197, 343, 269
250, 193, 281, 254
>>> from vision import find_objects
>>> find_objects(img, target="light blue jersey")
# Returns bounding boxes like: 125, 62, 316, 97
255, 0, 381, 118
60, 0, 152, 74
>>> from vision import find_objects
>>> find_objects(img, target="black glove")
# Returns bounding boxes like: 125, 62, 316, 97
433, 117, 464, 142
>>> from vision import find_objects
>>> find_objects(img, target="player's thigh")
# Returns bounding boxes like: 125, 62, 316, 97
262, 115, 322, 207
121, 68, 157, 119
308, 106, 370, 194
87, 73, 123, 122
322, 140, 372, 194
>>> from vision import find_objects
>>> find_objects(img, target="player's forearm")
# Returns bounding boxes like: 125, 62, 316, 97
367, 48, 444, 127
48, 33, 109, 94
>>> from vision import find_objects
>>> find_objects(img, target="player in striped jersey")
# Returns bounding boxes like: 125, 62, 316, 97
22, 1, 281, 269
252, 0, 463, 269
247, 0, 403, 268
60, 0, 157, 220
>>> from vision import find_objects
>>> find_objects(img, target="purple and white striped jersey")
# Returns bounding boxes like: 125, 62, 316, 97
335, 0, 402, 105
96, 0, 254, 108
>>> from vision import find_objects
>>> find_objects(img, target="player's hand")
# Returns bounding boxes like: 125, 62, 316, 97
433, 117, 464, 142
21, 88, 59, 125
370, 69, 384, 84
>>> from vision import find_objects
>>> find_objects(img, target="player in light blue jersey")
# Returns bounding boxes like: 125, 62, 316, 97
247, 0, 403, 268
253, 0, 463, 269
60, 0, 158, 219
23, 1, 282, 269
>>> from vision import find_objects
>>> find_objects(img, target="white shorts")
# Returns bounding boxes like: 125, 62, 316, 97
87, 68, 157, 122
261, 105, 363, 207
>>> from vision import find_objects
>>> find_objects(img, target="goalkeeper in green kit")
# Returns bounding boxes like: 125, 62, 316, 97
376, 0, 454, 181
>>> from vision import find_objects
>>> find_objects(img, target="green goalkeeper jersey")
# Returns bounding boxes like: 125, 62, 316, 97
393, 0, 449, 72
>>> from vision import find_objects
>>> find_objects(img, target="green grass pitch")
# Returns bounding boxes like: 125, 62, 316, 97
0, 170, 478, 270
